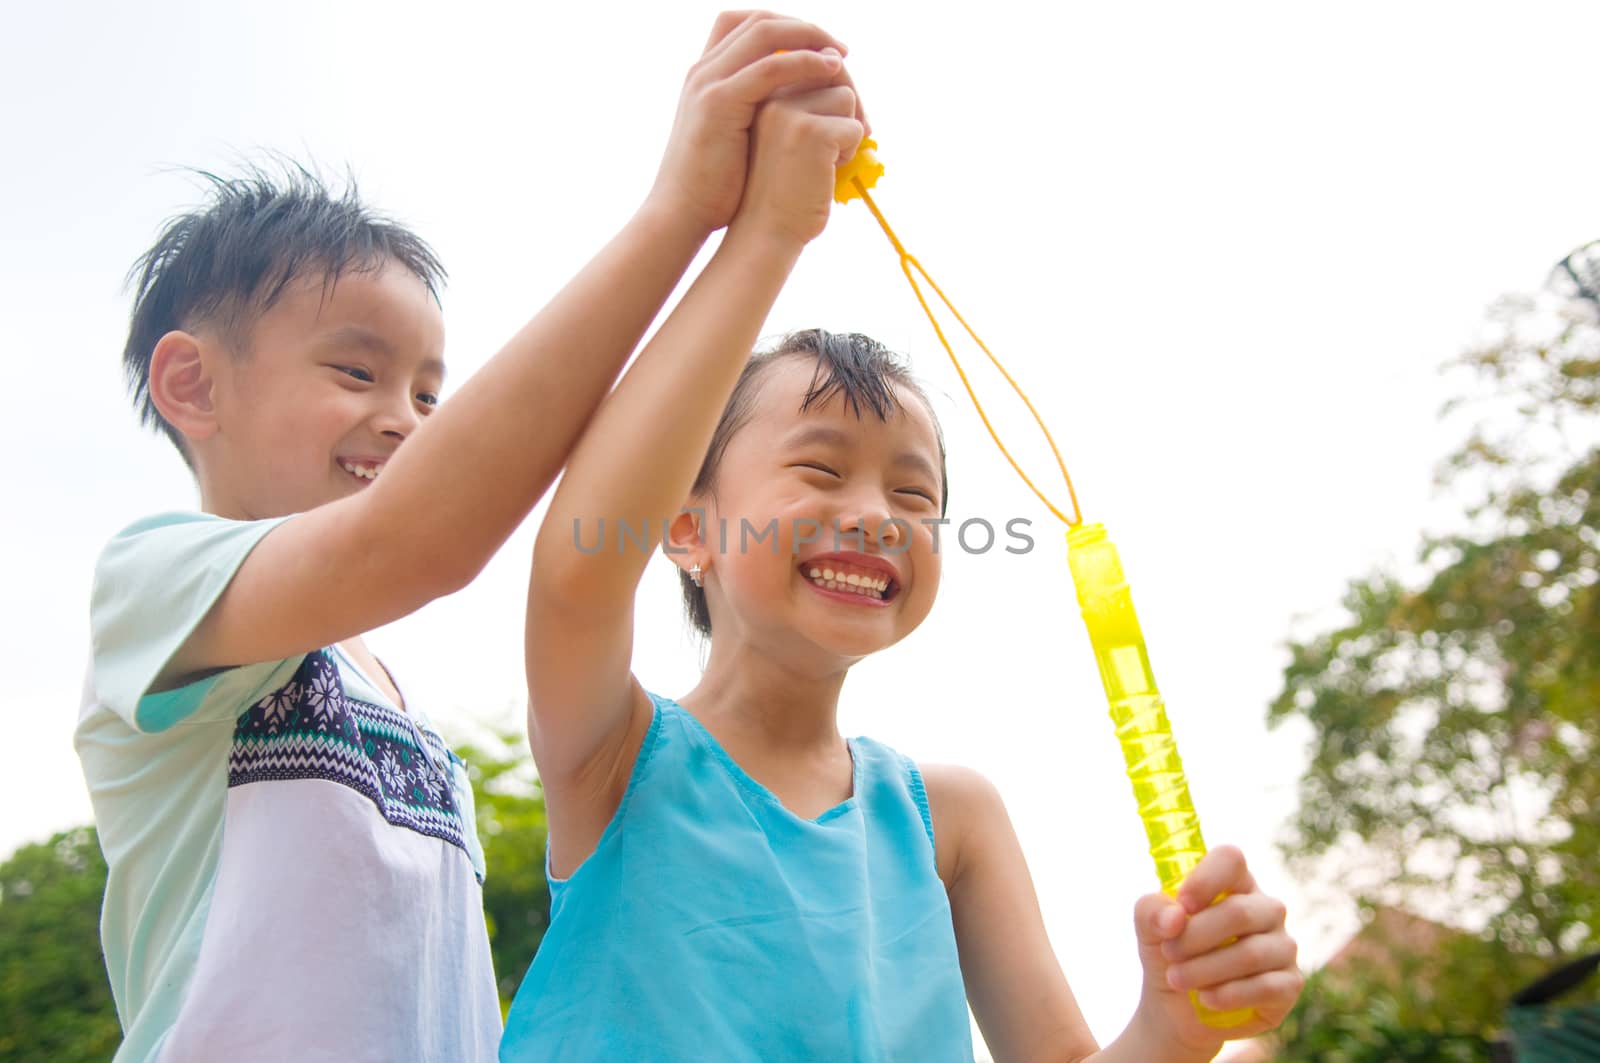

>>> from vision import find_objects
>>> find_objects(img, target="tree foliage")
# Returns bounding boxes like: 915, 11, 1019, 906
0, 827, 121, 1063
1267, 276, 1600, 1050
1272, 971, 1492, 1063
453, 727, 552, 1006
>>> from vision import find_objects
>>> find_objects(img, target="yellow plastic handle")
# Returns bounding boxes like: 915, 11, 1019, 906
1067, 524, 1253, 1029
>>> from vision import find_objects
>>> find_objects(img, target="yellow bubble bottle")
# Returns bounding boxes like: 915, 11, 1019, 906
835, 140, 1255, 1029
1066, 522, 1253, 1028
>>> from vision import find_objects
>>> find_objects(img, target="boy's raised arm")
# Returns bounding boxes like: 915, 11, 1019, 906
162, 14, 856, 688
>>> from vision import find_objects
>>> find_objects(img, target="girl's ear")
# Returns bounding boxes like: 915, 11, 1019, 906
663, 505, 708, 577
148, 330, 220, 443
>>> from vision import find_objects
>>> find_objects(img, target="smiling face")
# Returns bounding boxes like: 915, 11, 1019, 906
694, 355, 947, 666
195, 260, 446, 519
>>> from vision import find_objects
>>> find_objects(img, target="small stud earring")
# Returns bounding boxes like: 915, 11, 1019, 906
689, 562, 704, 588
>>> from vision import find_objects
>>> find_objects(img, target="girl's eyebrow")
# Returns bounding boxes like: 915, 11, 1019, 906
781, 425, 851, 451
894, 450, 941, 485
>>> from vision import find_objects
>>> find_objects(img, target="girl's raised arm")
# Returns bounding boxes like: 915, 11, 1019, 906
526, 59, 864, 875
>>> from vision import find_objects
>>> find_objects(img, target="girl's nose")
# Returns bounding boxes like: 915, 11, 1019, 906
838, 493, 900, 549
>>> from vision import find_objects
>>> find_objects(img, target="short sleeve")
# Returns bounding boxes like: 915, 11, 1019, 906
91, 511, 292, 732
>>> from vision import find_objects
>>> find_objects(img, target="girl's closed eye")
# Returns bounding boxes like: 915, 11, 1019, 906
896, 486, 938, 507
791, 461, 842, 479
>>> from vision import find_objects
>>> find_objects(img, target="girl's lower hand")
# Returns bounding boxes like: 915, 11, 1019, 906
1131, 845, 1304, 1054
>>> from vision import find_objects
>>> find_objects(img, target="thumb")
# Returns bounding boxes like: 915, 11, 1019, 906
1134, 892, 1187, 981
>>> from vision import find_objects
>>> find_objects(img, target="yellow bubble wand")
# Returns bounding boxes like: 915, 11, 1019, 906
836, 142, 1252, 1029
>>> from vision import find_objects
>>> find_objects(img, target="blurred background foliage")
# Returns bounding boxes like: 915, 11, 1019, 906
1262, 255, 1600, 1059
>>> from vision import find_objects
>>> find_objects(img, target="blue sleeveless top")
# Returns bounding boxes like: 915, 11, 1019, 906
500, 693, 975, 1061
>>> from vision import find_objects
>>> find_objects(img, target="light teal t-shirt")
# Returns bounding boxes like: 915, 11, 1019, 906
77, 512, 500, 1062
500, 693, 976, 1062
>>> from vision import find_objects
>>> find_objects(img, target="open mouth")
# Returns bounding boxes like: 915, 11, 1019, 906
800, 560, 899, 602
339, 459, 384, 483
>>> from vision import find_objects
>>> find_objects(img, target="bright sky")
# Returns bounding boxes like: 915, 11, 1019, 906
6, 0, 1599, 1052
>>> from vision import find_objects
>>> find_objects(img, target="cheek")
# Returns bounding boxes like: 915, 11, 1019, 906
912, 533, 942, 596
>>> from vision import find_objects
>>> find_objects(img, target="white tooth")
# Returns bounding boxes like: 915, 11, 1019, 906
809, 568, 821, 579
823, 568, 835, 581
826, 581, 839, 590
845, 574, 861, 586
877, 579, 888, 591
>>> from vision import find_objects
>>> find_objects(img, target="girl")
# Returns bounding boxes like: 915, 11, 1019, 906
503, 70, 1303, 1063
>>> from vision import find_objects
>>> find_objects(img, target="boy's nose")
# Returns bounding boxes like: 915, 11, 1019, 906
373, 398, 422, 441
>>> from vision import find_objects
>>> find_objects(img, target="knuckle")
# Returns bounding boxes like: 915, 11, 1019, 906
746, 16, 783, 45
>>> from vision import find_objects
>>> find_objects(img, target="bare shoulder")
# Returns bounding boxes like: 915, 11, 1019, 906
917, 762, 1011, 887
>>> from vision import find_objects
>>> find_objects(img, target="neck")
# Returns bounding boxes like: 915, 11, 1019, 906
681, 638, 851, 752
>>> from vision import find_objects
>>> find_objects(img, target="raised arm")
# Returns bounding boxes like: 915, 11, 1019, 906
526, 67, 864, 870
160, 14, 857, 689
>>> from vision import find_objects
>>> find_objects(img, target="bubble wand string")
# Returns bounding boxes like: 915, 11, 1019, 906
836, 141, 1252, 1029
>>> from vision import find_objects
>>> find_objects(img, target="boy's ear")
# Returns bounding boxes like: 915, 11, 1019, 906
148, 330, 219, 442
663, 506, 707, 576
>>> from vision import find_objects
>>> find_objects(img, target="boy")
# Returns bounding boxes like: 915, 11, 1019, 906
74, 14, 862, 1061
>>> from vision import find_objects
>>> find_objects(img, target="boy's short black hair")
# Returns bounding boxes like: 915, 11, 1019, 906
122, 161, 446, 457
680, 329, 950, 638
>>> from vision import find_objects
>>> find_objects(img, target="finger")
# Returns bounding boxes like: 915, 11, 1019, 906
769, 55, 869, 133
820, 58, 869, 133
751, 94, 861, 157
772, 84, 858, 120
1133, 891, 1188, 948
1175, 844, 1254, 915
1167, 926, 1299, 992
1194, 967, 1305, 1021
1162, 890, 1287, 961
703, 9, 765, 53
703, 15, 848, 80
773, 111, 862, 168
721, 48, 846, 106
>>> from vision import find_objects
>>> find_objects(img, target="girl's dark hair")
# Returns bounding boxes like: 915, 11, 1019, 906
679, 329, 949, 638
122, 160, 446, 459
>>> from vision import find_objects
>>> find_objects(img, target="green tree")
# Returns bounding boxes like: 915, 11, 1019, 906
1266, 276, 1600, 1052
453, 727, 552, 1006
1273, 971, 1491, 1063
0, 827, 121, 1063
